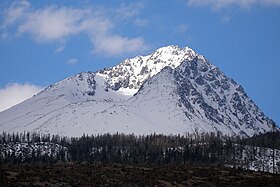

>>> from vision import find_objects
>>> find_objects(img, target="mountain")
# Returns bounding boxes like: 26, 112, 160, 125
0, 45, 275, 137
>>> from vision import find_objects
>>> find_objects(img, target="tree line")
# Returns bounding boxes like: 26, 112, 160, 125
0, 131, 279, 173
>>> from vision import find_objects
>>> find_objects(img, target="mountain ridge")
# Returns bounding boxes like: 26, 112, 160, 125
0, 45, 275, 137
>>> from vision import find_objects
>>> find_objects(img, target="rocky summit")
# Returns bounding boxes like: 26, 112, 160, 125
0, 45, 275, 137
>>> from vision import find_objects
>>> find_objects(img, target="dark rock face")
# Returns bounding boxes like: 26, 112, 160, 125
86, 74, 96, 96
165, 55, 274, 136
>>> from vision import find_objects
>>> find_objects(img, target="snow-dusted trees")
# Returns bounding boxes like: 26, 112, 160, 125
0, 131, 279, 173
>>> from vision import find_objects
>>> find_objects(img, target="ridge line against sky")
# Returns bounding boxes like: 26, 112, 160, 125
0, 0, 279, 126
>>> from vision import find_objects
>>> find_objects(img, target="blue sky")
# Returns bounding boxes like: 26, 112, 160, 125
0, 0, 279, 126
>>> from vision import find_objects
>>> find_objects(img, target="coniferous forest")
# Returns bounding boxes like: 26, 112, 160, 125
0, 131, 279, 170
1, 131, 280, 186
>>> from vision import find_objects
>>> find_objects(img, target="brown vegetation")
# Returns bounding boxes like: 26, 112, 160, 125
1, 163, 279, 187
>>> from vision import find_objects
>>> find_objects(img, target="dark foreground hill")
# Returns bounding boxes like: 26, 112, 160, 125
1, 163, 279, 187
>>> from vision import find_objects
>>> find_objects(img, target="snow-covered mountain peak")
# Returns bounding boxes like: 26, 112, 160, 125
98, 45, 199, 96
0, 45, 276, 137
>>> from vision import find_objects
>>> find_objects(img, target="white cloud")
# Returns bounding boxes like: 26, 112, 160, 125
66, 58, 78, 65
2, 2, 149, 56
187, 0, 280, 10
2, 0, 30, 27
17, 6, 84, 42
93, 35, 147, 56
0, 83, 43, 112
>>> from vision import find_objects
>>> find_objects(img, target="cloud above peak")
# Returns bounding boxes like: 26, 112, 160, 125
93, 35, 146, 56
17, 6, 85, 41
187, 0, 280, 10
2, 1, 148, 56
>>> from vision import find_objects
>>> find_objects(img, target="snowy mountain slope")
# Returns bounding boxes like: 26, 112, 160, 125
124, 56, 273, 136
0, 45, 275, 137
31, 67, 195, 136
0, 72, 131, 134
